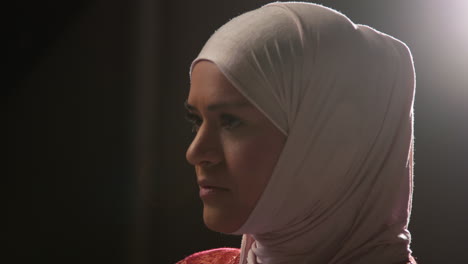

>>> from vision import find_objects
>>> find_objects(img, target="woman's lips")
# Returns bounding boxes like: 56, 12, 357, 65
199, 186, 229, 198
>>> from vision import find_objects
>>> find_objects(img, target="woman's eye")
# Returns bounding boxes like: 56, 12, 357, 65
184, 112, 242, 133
184, 112, 202, 133
221, 114, 242, 130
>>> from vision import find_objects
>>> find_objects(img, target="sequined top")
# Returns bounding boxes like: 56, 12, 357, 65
176, 248, 240, 264
176, 248, 417, 264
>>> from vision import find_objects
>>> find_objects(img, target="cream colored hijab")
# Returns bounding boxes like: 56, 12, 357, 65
190, 2, 415, 264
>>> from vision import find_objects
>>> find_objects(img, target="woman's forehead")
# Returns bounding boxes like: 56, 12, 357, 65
188, 61, 249, 107
184, 99, 253, 112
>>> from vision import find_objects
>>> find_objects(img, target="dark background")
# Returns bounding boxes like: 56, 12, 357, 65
6, 0, 467, 263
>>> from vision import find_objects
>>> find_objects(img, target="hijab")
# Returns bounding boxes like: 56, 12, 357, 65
190, 2, 416, 264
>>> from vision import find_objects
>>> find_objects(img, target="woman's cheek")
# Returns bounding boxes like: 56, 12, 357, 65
237, 137, 274, 175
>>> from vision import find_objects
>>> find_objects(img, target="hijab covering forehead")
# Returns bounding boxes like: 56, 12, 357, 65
191, 2, 415, 264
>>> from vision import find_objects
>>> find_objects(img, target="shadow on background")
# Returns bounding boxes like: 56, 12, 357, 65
7, 0, 467, 263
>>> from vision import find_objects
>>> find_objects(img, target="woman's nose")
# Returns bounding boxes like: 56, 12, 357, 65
186, 125, 223, 167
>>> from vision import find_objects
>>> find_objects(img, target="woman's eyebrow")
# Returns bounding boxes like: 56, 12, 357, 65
184, 99, 252, 112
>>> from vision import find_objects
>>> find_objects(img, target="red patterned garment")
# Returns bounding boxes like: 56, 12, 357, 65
176, 248, 240, 264
175, 247, 416, 264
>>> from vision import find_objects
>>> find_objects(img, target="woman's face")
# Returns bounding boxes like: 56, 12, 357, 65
185, 61, 286, 233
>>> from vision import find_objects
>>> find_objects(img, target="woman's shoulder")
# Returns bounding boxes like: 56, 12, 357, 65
176, 248, 240, 264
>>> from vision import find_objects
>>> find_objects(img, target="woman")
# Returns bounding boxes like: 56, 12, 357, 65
180, 2, 416, 264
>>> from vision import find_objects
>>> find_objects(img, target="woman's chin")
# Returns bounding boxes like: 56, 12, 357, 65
203, 206, 244, 234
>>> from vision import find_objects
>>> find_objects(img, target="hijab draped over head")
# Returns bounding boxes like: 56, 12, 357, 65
190, 2, 415, 264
